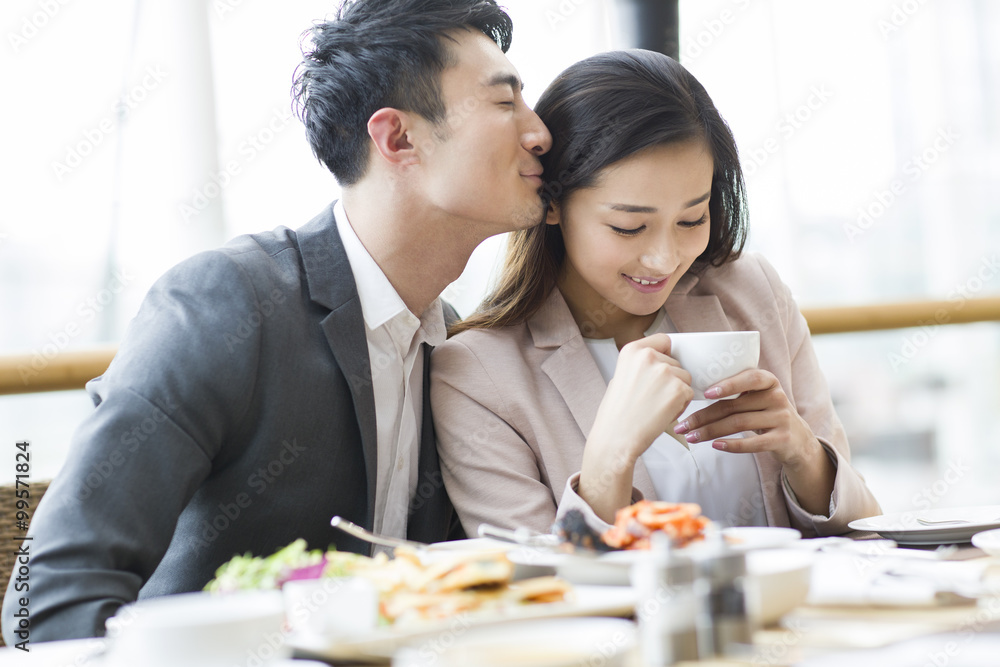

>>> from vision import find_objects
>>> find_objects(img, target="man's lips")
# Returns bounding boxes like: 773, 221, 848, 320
521, 173, 543, 186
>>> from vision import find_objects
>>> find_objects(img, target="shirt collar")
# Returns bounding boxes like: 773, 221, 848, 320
334, 201, 446, 345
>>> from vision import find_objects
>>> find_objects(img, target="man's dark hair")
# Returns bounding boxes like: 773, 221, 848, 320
292, 0, 513, 185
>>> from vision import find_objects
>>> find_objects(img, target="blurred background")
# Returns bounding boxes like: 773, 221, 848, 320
1, 0, 998, 514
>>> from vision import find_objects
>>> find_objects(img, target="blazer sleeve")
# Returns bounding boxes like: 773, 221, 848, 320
755, 256, 882, 535
1, 250, 261, 643
430, 338, 561, 537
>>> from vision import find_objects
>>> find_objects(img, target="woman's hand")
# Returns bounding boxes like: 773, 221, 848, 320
673, 368, 836, 515
579, 334, 694, 523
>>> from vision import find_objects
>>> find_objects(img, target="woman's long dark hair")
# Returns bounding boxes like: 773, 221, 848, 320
451, 49, 747, 335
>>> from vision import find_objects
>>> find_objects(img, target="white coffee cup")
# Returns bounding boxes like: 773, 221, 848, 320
282, 576, 378, 640
102, 590, 288, 667
666, 331, 760, 399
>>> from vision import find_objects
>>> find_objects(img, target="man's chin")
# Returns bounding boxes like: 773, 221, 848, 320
512, 200, 548, 230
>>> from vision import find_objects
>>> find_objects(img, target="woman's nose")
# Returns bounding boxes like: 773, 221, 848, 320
640, 247, 677, 272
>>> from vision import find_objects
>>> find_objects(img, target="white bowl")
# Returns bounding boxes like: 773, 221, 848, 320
744, 548, 814, 626
971, 527, 1000, 556
103, 590, 287, 667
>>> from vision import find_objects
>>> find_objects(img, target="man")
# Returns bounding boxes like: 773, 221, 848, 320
3, 0, 550, 643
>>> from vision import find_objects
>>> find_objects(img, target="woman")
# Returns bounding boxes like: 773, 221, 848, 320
430, 50, 880, 537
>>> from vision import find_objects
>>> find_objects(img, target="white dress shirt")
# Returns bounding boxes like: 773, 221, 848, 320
333, 201, 446, 548
584, 309, 767, 527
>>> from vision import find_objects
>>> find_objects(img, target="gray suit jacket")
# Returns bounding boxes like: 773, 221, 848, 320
2, 202, 461, 644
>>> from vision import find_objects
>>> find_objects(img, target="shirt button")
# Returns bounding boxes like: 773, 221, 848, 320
397, 456, 404, 471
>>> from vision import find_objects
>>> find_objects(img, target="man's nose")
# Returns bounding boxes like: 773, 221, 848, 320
522, 106, 552, 156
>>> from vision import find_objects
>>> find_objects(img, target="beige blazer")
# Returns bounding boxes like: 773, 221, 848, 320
430, 253, 881, 538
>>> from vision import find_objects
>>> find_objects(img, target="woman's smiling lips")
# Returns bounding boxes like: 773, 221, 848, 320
623, 273, 669, 293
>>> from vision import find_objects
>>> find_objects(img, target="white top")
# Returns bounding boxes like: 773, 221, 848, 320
583, 310, 767, 527
334, 201, 446, 548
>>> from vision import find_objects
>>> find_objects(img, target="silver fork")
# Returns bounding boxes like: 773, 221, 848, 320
916, 518, 969, 526
330, 516, 429, 550
916, 516, 1000, 526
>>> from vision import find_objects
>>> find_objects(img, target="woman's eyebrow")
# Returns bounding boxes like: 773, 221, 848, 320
684, 192, 711, 207
605, 203, 657, 213
604, 192, 710, 214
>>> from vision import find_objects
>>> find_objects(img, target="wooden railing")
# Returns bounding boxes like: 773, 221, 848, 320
1, 297, 999, 396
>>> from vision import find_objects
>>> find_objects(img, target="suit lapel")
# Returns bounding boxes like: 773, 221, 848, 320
297, 203, 379, 531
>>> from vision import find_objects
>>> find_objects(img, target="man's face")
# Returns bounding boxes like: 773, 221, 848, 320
415, 30, 552, 237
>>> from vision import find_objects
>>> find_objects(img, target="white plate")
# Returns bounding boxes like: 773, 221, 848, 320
421, 538, 561, 580
287, 584, 638, 662
971, 527, 1000, 556
391, 617, 636, 667
848, 505, 1000, 545
721, 526, 802, 551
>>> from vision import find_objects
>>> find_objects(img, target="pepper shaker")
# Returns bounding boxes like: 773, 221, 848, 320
693, 528, 755, 658
634, 532, 700, 666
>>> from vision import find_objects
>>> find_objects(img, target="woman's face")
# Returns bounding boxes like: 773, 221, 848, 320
552, 140, 714, 339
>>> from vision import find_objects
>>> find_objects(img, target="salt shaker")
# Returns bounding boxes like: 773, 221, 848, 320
693, 528, 754, 658
634, 532, 700, 666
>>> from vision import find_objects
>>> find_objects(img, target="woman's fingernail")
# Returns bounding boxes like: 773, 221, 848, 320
713, 441, 727, 451
705, 386, 722, 398
685, 431, 699, 443
674, 421, 689, 434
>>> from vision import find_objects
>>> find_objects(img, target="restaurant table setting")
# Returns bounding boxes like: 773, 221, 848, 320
4, 506, 1000, 667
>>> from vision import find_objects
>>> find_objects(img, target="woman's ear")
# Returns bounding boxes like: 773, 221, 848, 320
367, 108, 420, 167
544, 200, 561, 226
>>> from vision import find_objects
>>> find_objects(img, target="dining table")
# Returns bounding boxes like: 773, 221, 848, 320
3, 529, 1000, 667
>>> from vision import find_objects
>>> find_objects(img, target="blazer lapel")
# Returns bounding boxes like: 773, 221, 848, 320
530, 291, 607, 439
297, 203, 379, 530
529, 290, 660, 500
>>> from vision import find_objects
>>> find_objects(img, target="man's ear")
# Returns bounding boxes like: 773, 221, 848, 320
367, 108, 419, 166
544, 200, 561, 226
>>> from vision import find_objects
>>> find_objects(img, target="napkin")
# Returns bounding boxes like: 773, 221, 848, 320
806, 550, 993, 607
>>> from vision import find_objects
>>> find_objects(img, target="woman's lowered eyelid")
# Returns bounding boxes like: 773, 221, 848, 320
607, 212, 707, 236
610, 225, 645, 237
680, 213, 709, 228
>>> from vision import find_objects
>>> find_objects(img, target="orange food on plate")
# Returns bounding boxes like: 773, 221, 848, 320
602, 500, 709, 550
